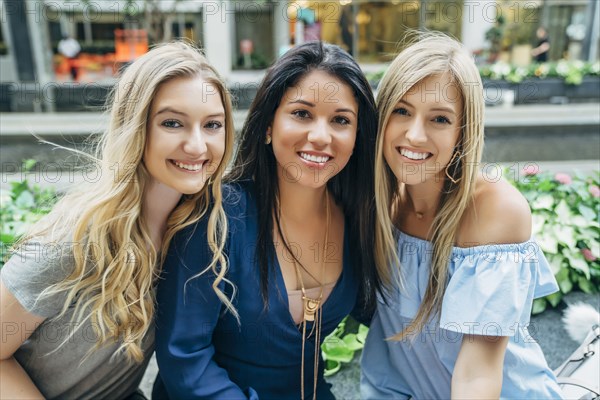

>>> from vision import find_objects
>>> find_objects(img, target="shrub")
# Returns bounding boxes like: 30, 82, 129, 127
508, 168, 600, 313
0, 160, 57, 267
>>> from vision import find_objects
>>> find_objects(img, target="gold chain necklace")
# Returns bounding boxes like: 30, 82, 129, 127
279, 190, 330, 400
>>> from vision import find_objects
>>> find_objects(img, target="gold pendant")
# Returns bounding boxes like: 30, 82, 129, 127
302, 296, 320, 321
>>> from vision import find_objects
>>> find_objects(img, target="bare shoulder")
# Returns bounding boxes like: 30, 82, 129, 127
458, 176, 531, 246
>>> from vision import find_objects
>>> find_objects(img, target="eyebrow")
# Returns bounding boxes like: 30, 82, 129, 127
431, 107, 457, 115
205, 112, 226, 119
155, 108, 225, 119
155, 107, 188, 117
398, 100, 456, 115
288, 100, 357, 116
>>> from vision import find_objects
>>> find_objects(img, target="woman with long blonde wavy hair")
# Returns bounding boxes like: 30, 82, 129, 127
361, 33, 562, 398
0, 41, 234, 399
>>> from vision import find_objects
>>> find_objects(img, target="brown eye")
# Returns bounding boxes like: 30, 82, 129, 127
333, 116, 350, 125
292, 110, 311, 119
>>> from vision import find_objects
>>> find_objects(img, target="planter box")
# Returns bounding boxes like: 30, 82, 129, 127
483, 76, 600, 105
2, 76, 598, 112
0, 81, 262, 112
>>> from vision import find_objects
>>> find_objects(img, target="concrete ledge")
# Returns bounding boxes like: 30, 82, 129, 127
484, 103, 600, 127
1, 104, 599, 164
2, 104, 598, 137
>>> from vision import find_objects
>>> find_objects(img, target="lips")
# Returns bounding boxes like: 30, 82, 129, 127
170, 159, 207, 172
397, 147, 431, 161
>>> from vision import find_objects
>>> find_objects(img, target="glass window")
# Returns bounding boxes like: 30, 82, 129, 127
547, 4, 587, 60
356, 1, 420, 62
289, 1, 463, 63
0, 21, 6, 55
423, 0, 463, 40
234, 4, 274, 69
499, 1, 541, 48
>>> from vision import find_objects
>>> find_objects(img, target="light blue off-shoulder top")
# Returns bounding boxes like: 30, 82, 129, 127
361, 231, 563, 399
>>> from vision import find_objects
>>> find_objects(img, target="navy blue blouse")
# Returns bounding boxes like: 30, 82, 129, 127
154, 181, 360, 399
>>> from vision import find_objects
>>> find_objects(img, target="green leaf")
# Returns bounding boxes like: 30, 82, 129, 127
554, 225, 577, 250
578, 204, 597, 221
357, 324, 369, 343
579, 227, 600, 242
577, 276, 594, 293
532, 298, 547, 314
323, 360, 341, 377
537, 231, 558, 254
23, 159, 36, 171
0, 233, 15, 246
538, 180, 556, 192
555, 200, 573, 224
321, 341, 354, 363
546, 254, 563, 275
15, 191, 35, 209
555, 267, 573, 294
342, 333, 364, 352
563, 248, 591, 279
531, 214, 546, 235
546, 291, 562, 307
9, 181, 28, 201
570, 216, 589, 228
532, 194, 554, 210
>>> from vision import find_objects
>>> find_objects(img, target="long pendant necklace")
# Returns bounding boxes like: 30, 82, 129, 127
279, 191, 330, 400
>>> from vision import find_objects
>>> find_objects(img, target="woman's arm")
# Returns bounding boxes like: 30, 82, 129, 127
451, 334, 509, 399
155, 223, 255, 400
451, 177, 530, 398
0, 281, 45, 399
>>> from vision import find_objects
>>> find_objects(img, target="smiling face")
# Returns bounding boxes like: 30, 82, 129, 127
144, 75, 226, 195
383, 73, 463, 187
270, 70, 358, 189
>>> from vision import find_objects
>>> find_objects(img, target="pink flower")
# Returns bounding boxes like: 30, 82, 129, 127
581, 248, 597, 262
555, 172, 572, 185
522, 164, 539, 176
589, 185, 600, 198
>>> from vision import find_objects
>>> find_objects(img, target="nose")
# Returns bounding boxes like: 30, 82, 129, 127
307, 119, 332, 146
183, 126, 208, 156
405, 118, 427, 145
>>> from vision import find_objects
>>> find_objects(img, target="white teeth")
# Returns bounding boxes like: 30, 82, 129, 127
299, 152, 330, 163
173, 161, 204, 171
399, 148, 430, 160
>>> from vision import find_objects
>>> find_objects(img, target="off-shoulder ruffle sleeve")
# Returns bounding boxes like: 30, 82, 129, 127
439, 240, 559, 337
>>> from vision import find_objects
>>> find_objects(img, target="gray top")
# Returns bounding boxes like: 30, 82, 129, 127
1, 241, 154, 400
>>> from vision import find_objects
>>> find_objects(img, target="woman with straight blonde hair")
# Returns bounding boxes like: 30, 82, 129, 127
0, 41, 234, 399
361, 34, 563, 398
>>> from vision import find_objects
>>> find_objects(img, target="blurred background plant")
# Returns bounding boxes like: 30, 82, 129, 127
485, 15, 506, 63
0, 160, 57, 267
480, 60, 600, 84
367, 60, 600, 86
509, 168, 600, 314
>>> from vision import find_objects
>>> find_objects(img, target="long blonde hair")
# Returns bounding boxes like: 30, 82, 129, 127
375, 33, 485, 339
17, 41, 235, 361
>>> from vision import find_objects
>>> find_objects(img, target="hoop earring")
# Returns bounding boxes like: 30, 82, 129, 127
265, 134, 272, 145
445, 151, 461, 184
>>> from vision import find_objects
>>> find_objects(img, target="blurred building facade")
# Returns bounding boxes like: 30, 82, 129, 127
1, 0, 599, 84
